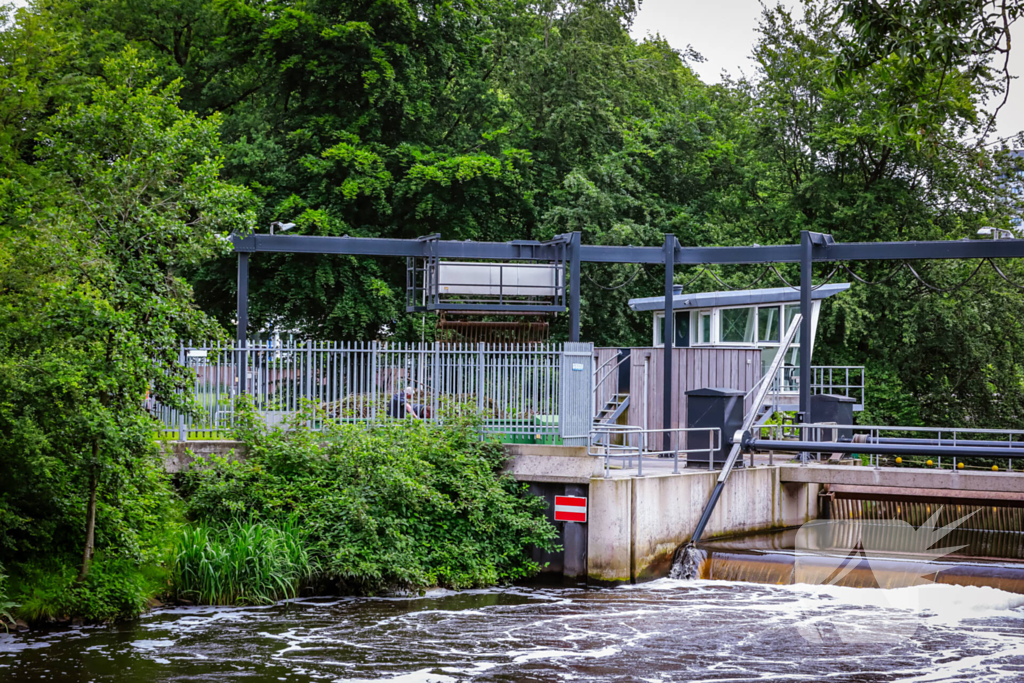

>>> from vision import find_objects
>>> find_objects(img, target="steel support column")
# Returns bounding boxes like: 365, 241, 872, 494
799, 231, 812, 420
237, 252, 249, 393
570, 231, 581, 342
663, 235, 676, 454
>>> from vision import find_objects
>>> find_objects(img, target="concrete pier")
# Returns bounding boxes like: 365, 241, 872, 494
585, 466, 819, 584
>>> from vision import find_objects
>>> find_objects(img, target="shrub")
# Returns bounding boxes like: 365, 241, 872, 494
173, 516, 316, 605
14, 558, 158, 623
179, 401, 558, 592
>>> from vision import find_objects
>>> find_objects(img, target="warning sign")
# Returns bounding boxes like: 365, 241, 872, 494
554, 496, 587, 523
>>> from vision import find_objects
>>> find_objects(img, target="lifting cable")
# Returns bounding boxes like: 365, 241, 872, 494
769, 265, 841, 291
583, 264, 644, 290
636, 264, 774, 293
701, 265, 774, 291
903, 259, 987, 294
840, 262, 906, 286
987, 259, 1024, 291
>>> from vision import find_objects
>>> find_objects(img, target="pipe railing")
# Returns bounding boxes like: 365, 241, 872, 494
588, 424, 721, 477
752, 422, 1024, 470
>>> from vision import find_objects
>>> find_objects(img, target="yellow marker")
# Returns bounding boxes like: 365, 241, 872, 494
926, 459, 933, 466
957, 462, 964, 469
895, 457, 902, 464
993, 465, 999, 471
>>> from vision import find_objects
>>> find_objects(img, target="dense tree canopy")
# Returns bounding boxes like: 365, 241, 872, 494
3, 0, 1024, 616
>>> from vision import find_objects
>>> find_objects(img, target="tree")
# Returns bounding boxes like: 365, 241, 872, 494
831, 0, 1024, 139
709, 2, 1024, 427
0, 47, 254, 578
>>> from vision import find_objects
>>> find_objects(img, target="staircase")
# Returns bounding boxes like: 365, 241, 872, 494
592, 393, 630, 445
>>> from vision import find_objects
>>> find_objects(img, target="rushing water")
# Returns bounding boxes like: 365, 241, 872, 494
4, 580, 1024, 682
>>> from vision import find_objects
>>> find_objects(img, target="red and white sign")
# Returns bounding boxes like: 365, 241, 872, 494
554, 496, 587, 523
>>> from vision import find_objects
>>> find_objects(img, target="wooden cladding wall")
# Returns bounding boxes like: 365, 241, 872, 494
628, 347, 762, 452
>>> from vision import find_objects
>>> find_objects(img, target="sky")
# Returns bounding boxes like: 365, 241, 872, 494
629, 0, 1024, 142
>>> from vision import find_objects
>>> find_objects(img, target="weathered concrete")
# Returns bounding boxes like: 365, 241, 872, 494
588, 466, 820, 586
160, 440, 247, 473
503, 444, 605, 483
587, 477, 634, 585
780, 463, 1024, 494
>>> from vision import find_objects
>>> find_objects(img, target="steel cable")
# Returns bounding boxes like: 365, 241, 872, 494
769, 265, 840, 291
840, 262, 906, 286
583, 264, 644, 291
903, 259, 986, 294
988, 259, 1024, 291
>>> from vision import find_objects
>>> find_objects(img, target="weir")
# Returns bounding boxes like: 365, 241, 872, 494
154, 228, 1024, 596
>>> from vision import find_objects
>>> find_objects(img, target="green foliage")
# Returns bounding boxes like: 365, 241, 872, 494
173, 516, 316, 605
180, 402, 558, 592
0, 42, 254, 615
0, 563, 13, 630
12, 558, 164, 623
831, 0, 1022, 139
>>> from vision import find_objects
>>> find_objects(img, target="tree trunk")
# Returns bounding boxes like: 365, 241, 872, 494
77, 445, 99, 582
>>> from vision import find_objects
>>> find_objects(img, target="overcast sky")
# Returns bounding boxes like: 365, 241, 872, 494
630, 0, 1024, 142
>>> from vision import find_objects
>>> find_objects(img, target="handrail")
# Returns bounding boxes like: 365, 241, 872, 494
757, 421, 1024, 469
688, 313, 803, 548
588, 424, 722, 477
593, 352, 630, 397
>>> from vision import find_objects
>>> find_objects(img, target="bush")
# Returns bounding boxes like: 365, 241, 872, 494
179, 401, 558, 592
173, 516, 316, 605
13, 558, 161, 623
0, 562, 14, 630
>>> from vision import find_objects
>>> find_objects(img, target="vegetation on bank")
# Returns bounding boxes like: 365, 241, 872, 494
174, 516, 316, 605
177, 403, 558, 595
3, 406, 557, 621
3, 0, 1024, 624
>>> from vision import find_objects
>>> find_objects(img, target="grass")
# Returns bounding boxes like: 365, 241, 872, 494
9, 558, 167, 624
173, 516, 317, 605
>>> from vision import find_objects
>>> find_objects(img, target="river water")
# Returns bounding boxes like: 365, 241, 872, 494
4, 579, 1024, 682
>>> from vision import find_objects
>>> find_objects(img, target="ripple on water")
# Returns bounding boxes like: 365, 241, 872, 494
1, 581, 1024, 682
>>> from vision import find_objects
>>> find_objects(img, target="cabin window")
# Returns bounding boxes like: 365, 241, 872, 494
654, 312, 692, 347
757, 306, 780, 342
719, 307, 756, 343
698, 311, 712, 344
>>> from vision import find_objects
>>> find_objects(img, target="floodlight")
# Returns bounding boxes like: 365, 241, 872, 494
270, 221, 296, 235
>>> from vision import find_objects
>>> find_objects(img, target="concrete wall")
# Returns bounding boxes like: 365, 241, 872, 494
588, 466, 819, 585
502, 444, 605, 484
161, 440, 247, 473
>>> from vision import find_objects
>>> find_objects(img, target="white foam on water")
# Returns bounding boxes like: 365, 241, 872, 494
333, 669, 457, 683
130, 639, 176, 650
509, 645, 620, 663
0, 636, 49, 653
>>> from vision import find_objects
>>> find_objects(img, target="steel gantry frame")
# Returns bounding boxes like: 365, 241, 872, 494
232, 229, 1024, 438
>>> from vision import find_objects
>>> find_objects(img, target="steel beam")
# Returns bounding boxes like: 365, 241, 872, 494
799, 231, 812, 427
234, 233, 1024, 265
234, 232, 1024, 265
236, 252, 249, 393
663, 235, 676, 454
570, 232, 581, 341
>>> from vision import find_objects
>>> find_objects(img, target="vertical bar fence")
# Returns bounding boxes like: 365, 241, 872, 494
154, 340, 587, 443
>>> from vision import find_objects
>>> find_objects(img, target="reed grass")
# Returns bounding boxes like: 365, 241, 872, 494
173, 516, 317, 605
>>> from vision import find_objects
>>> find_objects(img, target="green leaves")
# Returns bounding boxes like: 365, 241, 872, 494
181, 402, 558, 592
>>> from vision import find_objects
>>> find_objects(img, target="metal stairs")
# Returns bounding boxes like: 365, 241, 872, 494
593, 393, 630, 444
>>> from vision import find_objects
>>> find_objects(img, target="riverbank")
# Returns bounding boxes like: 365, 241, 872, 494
3, 408, 559, 625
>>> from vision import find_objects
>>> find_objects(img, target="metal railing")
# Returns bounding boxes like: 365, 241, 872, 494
588, 424, 722, 477
754, 422, 1024, 469
762, 364, 866, 411
154, 341, 588, 442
